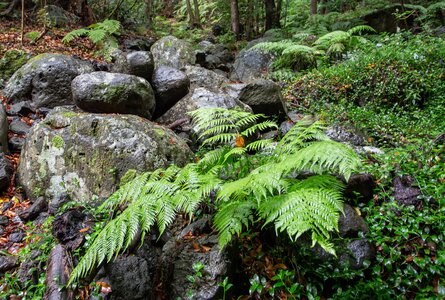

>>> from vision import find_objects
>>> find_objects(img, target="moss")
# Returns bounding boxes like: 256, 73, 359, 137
61, 111, 78, 118
52, 135, 65, 149
0, 49, 29, 81
119, 169, 138, 186
154, 127, 166, 137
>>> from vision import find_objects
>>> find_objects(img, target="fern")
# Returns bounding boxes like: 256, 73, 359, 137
62, 19, 121, 61
69, 108, 362, 284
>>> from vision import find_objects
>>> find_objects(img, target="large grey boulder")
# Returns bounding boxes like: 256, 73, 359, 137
3, 53, 93, 109
229, 48, 273, 82
151, 66, 190, 119
111, 51, 154, 81
72, 72, 156, 120
224, 79, 286, 117
156, 87, 251, 129
0, 154, 13, 193
0, 104, 8, 153
151, 36, 195, 69
183, 66, 229, 91
17, 107, 192, 202
195, 41, 233, 71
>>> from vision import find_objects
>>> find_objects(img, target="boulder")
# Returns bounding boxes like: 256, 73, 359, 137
154, 220, 236, 299
326, 125, 366, 146
224, 79, 286, 117
111, 51, 154, 81
0, 49, 31, 87
394, 175, 421, 207
37, 5, 79, 28
44, 245, 74, 300
156, 88, 251, 130
72, 72, 156, 120
0, 255, 18, 273
151, 66, 190, 119
0, 154, 13, 192
10, 118, 31, 135
9, 137, 25, 153
52, 209, 93, 251
183, 66, 229, 91
338, 204, 369, 238
123, 37, 156, 51
340, 239, 375, 270
18, 197, 48, 221
230, 48, 273, 82
17, 107, 192, 202
195, 41, 233, 71
151, 36, 195, 69
7, 101, 35, 116
3, 53, 94, 109
0, 104, 9, 153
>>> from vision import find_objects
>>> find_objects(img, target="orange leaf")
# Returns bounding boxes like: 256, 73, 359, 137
79, 227, 91, 233
235, 135, 245, 148
201, 245, 212, 252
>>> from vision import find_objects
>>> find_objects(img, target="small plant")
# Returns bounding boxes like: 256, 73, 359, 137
62, 19, 121, 60
186, 262, 205, 299
218, 277, 233, 300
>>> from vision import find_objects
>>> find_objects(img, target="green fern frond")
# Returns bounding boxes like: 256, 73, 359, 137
241, 121, 278, 137
62, 28, 89, 43
88, 29, 106, 44
347, 25, 375, 35
214, 200, 256, 248
245, 139, 274, 152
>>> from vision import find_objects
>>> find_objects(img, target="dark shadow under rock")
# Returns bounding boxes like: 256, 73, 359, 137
52, 209, 93, 251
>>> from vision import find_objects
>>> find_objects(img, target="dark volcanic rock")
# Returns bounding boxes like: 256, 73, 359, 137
9, 230, 25, 243
9, 136, 25, 153
338, 204, 369, 238
230, 48, 273, 82
0, 104, 9, 153
52, 209, 92, 251
3, 53, 93, 108
111, 51, 154, 81
151, 36, 195, 69
72, 71, 156, 119
10, 118, 31, 135
152, 66, 190, 119
394, 175, 421, 207
0, 154, 13, 193
345, 173, 376, 203
18, 197, 48, 221
0, 255, 18, 273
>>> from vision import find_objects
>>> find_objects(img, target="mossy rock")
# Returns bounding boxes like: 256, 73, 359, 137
0, 50, 31, 84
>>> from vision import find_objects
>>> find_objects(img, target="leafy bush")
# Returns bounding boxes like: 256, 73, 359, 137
290, 33, 445, 107
68, 108, 362, 284
62, 19, 121, 60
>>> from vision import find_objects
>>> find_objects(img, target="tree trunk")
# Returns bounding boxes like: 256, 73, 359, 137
276, 0, 282, 25
230, 0, 240, 40
185, 0, 195, 27
320, 0, 327, 15
246, 0, 254, 39
192, 0, 201, 27
264, 0, 274, 31
310, 0, 318, 15
145, 0, 153, 28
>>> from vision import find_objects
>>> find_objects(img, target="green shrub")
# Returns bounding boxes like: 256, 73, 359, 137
290, 33, 445, 108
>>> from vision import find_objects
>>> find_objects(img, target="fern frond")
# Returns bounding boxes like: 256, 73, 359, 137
62, 28, 89, 43
214, 200, 256, 248
202, 133, 238, 146
347, 25, 376, 35
245, 139, 274, 152
89, 29, 106, 44
241, 121, 278, 137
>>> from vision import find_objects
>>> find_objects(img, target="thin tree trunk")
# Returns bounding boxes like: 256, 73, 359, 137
276, 0, 282, 25
145, 0, 153, 28
192, 0, 201, 27
230, 0, 240, 40
310, 0, 318, 15
20, 0, 24, 47
185, 0, 195, 27
320, 0, 327, 14
264, 0, 274, 31
246, 0, 254, 39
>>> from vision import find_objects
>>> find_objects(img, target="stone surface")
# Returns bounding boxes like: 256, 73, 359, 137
123, 38, 156, 51
338, 204, 369, 238
52, 209, 92, 251
344, 239, 375, 269
44, 244, 74, 300
230, 48, 273, 82
195, 41, 233, 71
345, 173, 376, 203
111, 51, 154, 81
394, 175, 421, 207
9, 230, 25, 243
18, 107, 192, 202
151, 36, 195, 69
72, 71, 156, 120
0, 154, 13, 193
9, 136, 25, 153
0, 49, 31, 87
152, 66, 190, 119
3, 53, 94, 108
154, 220, 235, 300
0, 255, 18, 273
156, 87, 251, 131
0, 104, 9, 153
8, 101, 35, 116
10, 118, 31, 135
38, 5, 79, 27
326, 125, 366, 146
18, 197, 48, 221
224, 79, 286, 117
183, 66, 229, 91
48, 192, 71, 215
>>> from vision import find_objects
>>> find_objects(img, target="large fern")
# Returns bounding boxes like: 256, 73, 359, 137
69, 108, 362, 284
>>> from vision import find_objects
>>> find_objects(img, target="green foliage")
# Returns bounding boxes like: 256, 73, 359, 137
24, 31, 41, 42
0, 217, 55, 299
62, 19, 121, 60
290, 33, 445, 107
69, 107, 361, 284
314, 25, 375, 59
0, 49, 29, 83
420, 2, 445, 30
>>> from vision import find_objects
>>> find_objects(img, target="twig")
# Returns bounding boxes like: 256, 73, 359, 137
166, 118, 189, 130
